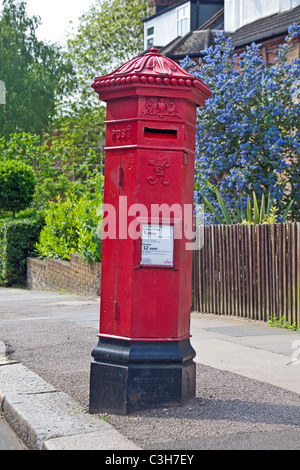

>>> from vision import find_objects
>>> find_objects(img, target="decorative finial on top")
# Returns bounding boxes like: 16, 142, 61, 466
91, 45, 212, 101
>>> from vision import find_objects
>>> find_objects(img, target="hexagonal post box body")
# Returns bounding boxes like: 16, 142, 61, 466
89, 48, 211, 415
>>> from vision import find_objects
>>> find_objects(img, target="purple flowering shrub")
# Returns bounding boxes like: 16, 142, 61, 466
182, 25, 300, 223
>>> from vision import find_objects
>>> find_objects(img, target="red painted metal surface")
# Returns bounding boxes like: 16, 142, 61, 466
93, 48, 211, 341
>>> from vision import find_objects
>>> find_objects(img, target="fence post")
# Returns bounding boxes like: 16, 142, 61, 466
192, 222, 299, 325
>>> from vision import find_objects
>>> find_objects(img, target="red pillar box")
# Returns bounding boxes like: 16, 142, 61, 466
89, 48, 211, 415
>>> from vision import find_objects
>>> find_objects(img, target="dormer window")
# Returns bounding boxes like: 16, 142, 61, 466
147, 26, 155, 49
177, 4, 189, 37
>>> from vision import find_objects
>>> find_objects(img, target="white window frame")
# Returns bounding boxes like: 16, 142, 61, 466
280, 0, 300, 10
176, 3, 190, 37
146, 24, 155, 49
225, 0, 300, 32
0, 80, 6, 106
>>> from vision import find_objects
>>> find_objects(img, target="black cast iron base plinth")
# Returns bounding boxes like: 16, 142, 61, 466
89, 337, 196, 415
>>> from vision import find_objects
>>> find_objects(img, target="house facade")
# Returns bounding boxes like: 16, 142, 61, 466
144, 0, 300, 63
230, 2, 300, 64
144, 0, 224, 50
225, 0, 300, 32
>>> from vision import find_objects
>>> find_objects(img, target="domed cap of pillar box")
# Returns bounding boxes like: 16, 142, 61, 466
91, 47, 211, 105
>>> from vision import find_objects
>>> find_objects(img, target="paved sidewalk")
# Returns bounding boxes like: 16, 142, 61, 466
0, 288, 300, 450
191, 313, 300, 395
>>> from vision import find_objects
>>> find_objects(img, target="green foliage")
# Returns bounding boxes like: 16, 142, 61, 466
268, 314, 298, 331
0, 132, 59, 182
33, 176, 84, 211
63, 0, 151, 113
0, 160, 36, 218
0, 129, 105, 264
203, 187, 293, 225
0, 132, 44, 167
77, 204, 103, 263
0, 218, 42, 286
67, 0, 151, 77
36, 191, 103, 262
183, 27, 300, 221
0, 0, 75, 138
49, 105, 106, 181
0, 129, 106, 189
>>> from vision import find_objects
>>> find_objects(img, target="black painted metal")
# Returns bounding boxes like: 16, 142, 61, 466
89, 338, 196, 415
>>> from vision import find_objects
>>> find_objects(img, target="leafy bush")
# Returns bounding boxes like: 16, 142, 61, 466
35, 192, 102, 262
203, 188, 293, 225
32, 171, 104, 212
0, 132, 48, 170
182, 24, 300, 222
0, 218, 42, 286
33, 175, 85, 211
0, 160, 36, 218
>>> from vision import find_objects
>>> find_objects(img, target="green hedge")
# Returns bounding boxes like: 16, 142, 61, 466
0, 218, 42, 287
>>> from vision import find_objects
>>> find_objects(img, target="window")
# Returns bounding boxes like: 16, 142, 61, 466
225, 0, 234, 31
280, 0, 291, 9
225, 0, 242, 32
146, 26, 154, 49
280, 0, 300, 9
226, 0, 300, 32
0, 80, 6, 105
177, 5, 189, 37
234, 0, 242, 30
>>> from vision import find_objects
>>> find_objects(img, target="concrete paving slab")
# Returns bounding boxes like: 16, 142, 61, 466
223, 334, 300, 356
191, 315, 300, 357
202, 325, 289, 337
190, 314, 300, 395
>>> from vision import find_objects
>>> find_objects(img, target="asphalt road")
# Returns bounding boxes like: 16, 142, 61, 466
1, 287, 300, 450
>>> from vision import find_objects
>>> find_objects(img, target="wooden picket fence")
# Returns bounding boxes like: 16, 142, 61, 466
192, 223, 300, 325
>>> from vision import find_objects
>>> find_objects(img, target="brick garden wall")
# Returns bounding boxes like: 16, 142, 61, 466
27, 254, 101, 296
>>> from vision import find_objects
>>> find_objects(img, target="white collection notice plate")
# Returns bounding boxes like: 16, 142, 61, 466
141, 224, 174, 267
